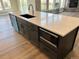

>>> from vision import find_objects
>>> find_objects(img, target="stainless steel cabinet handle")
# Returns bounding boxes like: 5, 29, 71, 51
40, 36, 57, 48
40, 28, 58, 38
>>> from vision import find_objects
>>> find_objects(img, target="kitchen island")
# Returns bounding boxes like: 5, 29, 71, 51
9, 11, 79, 59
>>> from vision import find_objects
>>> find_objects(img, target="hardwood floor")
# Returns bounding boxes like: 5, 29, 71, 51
0, 14, 79, 59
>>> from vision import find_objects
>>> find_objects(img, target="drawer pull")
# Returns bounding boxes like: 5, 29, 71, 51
40, 36, 57, 48
40, 28, 58, 38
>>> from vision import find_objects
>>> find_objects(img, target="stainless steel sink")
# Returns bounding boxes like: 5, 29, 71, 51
20, 14, 35, 19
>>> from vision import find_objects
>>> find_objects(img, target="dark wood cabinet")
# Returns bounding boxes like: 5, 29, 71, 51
16, 17, 39, 46
9, 14, 19, 32
16, 17, 29, 39
30, 28, 39, 46
40, 28, 58, 46
39, 28, 58, 59
10, 14, 78, 59
39, 27, 78, 59
16, 17, 24, 35
40, 37, 57, 59
24, 23, 39, 46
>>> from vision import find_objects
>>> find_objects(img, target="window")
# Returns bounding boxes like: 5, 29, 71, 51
41, 0, 47, 11
41, 0, 60, 11
49, 0, 54, 10
0, 0, 11, 11
19, 0, 28, 13
40, 0, 65, 12
60, 0, 65, 8
0, 2, 2, 10
2, 0, 11, 9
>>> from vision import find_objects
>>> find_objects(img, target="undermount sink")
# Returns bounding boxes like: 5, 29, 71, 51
20, 14, 35, 19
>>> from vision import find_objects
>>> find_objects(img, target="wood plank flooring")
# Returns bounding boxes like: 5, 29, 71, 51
0, 14, 79, 59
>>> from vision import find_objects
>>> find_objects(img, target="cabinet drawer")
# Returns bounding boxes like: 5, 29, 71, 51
40, 36, 57, 52
40, 28, 58, 46
40, 40, 57, 59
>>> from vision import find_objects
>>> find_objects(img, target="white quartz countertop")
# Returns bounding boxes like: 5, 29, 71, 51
9, 11, 79, 37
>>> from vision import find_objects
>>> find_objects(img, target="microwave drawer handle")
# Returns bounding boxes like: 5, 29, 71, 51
40, 28, 58, 38
40, 36, 57, 48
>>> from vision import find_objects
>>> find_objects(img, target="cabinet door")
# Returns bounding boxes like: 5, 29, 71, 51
16, 18, 25, 36
16, 17, 39, 46
30, 30, 39, 46
19, 22, 25, 35
40, 37, 57, 59
29, 24, 39, 46
9, 14, 19, 32
23, 28, 30, 40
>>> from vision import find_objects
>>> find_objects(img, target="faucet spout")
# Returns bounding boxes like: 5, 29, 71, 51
28, 4, 34, 15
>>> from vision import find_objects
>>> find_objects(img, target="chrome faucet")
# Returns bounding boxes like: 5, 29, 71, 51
28, 4, 34, 15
